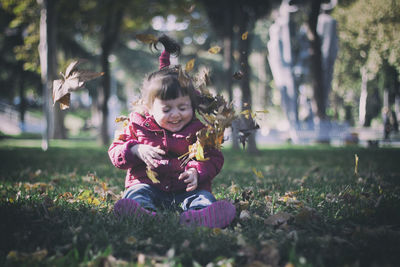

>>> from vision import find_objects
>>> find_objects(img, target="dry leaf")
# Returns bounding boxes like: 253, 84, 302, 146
208, 46, 221, 54
115, 115, 129, 123
264, 211, 293, 226
136, 34, 158, 44
240, 210, 251, 220
185, 4, 196, 13
125, 236, 137, 245
242, 31, 248, 40
7, 249, 48, 262
53, 59, 103, 110
229, 182, 240, 194
185, 58, 195, 72
354, 154, 359, 175
233, 70, 244, 80
146, 167, 160, 184
252, 167, 264, 179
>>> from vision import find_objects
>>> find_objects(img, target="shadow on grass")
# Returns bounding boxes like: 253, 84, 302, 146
0, 199, 239, 267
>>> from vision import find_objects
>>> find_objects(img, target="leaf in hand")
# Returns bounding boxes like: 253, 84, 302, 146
53, 59, 103, 110
146, 167, 160, 184
241, 31, 248, 40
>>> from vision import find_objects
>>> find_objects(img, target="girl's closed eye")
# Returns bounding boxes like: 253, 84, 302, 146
179, 104, 190, 111
162, 107, 171, 113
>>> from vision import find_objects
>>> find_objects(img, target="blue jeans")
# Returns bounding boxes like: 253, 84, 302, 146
123, 183, 216, 212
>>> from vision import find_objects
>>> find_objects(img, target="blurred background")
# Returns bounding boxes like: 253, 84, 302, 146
0, 0, 399, 150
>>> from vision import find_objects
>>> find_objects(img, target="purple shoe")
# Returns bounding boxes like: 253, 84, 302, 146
114, 199, 156, 218
179, 200, 236, 229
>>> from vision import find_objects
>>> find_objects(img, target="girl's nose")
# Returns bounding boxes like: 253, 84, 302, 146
170, 109, 181, 118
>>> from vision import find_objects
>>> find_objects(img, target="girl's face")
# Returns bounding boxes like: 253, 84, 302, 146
149, 94, 193, 132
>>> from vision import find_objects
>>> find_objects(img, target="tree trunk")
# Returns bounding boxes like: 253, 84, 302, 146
308, 0, 326, 120
18, 64, 26, 131
99, 4, 123, 145
359, 67, 368, 126
38, 0, 56, 150
100, 48, 111, 145
238, 17, 258, 154
222, 2, 239, 150
38, 0, 66, 145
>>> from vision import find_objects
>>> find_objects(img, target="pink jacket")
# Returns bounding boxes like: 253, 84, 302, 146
108, 112, 224, 193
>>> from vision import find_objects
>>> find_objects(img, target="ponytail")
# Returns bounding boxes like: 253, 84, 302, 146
153, 34, 181, 69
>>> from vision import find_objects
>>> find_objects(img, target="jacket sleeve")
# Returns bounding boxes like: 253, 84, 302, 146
108, 123, 142, 170
185, 148, 224, 185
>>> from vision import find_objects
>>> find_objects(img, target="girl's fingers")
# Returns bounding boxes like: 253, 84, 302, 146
153, 147, 165, 155
178, 172, 188, 180
146, 155, 158, 168
154, 152, 164, 160
186, 182, 197, 192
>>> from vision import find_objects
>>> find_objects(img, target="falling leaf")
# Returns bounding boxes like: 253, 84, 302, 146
136, 34, 158, 44
208, 46, 221, 54
354, 154, 359, 175
115, 115, 129, 123
185, 58, 195, 72
185, 4, 196, 13
233, 70, 244, 80
241, 109, 251, 119
241, 31, 248, 40
146, 167, 160, 184
53, 59, 103, 110
252, 167, 264, 179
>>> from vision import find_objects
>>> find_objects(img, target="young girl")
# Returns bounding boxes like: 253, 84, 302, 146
108, 35, 236, 229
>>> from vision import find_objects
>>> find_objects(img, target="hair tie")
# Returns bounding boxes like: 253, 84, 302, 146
159, 50, 170, 69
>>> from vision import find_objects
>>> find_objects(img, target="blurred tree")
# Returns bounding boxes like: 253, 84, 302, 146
307, 0, 326, 120
2, 0, 194, 144
0, 0, 41, 129
199, 0, 279, 153
332, 0, 400, 126
2, 0, 67, 140
74, 0, 193, 145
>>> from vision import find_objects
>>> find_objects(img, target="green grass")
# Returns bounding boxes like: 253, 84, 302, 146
1, 139, 400, 266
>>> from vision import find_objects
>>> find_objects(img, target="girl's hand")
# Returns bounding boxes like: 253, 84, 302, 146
131, 144, 165, 169
178, 168, 198, 192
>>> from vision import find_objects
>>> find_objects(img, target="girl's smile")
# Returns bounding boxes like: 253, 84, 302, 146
150, 95, 193, 132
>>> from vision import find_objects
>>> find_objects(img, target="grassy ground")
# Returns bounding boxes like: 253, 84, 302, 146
0, 139, 399, 266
